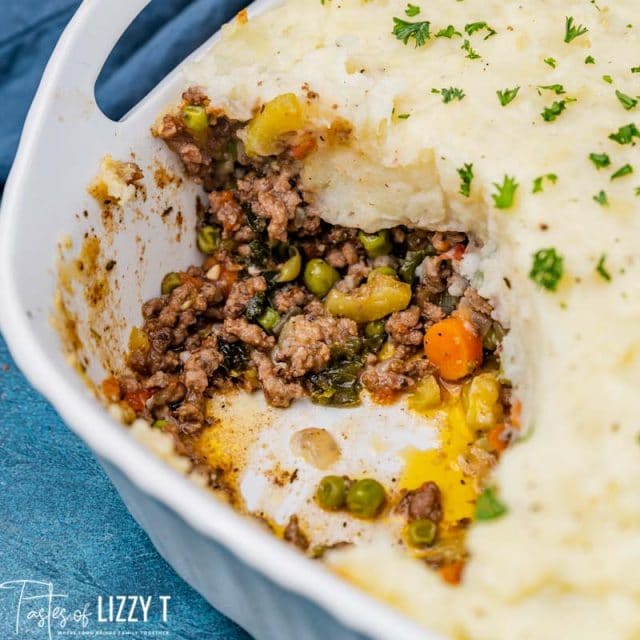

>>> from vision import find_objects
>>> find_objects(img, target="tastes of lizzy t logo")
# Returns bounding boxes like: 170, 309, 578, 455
0, 580, 171, 639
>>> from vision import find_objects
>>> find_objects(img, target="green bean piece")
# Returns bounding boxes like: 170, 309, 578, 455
399, 249, 432, 284
152, 420, 168, 430
316, 476, 347, 511
197, 225, 221, 255
161, 272, 182, 295
407, 519, 438, 548
368, 266, 397, 281
475, 487, 508, 521
483, 323, 505, 352
257, 307, 280, 332
304, 259, 340, 298
277, 246, 302, 283
358, 229, 392, 258
182, 105, 210, 133
346, 478, 386, 519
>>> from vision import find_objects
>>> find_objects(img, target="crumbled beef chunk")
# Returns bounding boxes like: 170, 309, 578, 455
222, 318, 275, 350
283, 515, 310, 551
418, 255, 450, 297
182, 86, 208, 105
431, 231, 466, 253
272, 286, 309, 313
396, 482, 443, 523
361, 348, 432, 396
236, 162, 302, 242
274, 313, 358, 377
325, 241, 360, 268
224, 276, 267, 319
455, 287, 493, 337
208, 190, 245, 238
183, 336, 224, 396
385, 306, 423, 346
290, 206, 322, 236
252, 351, 304, 408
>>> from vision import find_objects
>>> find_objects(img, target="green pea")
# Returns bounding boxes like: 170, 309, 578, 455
316, 476, 347, 511
182, 105, 209, 133
277, 246, 302, 283
197, 225, 221, 255
358, 229, 392, 258
407, 519, 438, 548
257, 307, 280, 332
367, 266, 397, 282
304, 259, 340, 298
152, 420, 168, 430
346, 478, 386, 519
161, 272, 182, 295
364, 320, 386, 340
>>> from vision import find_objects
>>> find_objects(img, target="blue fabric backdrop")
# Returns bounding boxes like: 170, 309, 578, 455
0, 1, 252, 638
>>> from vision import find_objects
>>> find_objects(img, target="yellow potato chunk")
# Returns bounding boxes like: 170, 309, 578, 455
463, 372, 502, 431
244, 93, 305, 157
325, 272, 412, 323
408, 375, 442, 413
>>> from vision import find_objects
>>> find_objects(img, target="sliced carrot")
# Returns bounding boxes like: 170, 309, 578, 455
440, 561, 465, 586
510, 400, 522, 430
487, 423, 509, 453
451, 244, 466, 261
290, 134, 317, 160
424, 317, 483, 381
101, 377, 121, 403
123, 389, 152, 414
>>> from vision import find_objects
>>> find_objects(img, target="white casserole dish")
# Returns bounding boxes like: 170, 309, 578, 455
0, 1, 441, 639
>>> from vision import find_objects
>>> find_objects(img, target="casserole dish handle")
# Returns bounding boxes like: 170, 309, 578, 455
40, 0, 151, 122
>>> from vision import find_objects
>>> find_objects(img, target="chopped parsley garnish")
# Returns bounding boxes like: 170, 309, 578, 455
405, 3, 421, 17
434, 86, 466, 103
615, 90, 638, 111
461, 39, 481, 59
632, 66, 640, 74
538, 84, 566, 95
497, 86, 520, 106
602, 75, 613, 84
609, 123, 640, 145
457, 163, 474, 197
585, 55, 596, 64
564, 16, 589, 43
475, 488, 507, 521
589, 152, 611, 169
544, 57, 557, 68
611, 164, 634, 180
397, 113, 411, 119
392, 18, 431, 47
464, 22, 497, 40
492, 175, 519, 209
541, 100, 570, 122
596, 254, 612, 281
435, 25, 461, 38
532, 173, 558, 193
530, 248, 564, 291
593, 190, 609, 205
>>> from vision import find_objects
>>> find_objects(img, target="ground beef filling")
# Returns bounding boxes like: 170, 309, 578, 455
106, 90, 505, 437
99, 90, 513, 576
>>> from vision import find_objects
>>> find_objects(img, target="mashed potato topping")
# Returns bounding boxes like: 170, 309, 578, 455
185, 2, 640, 638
